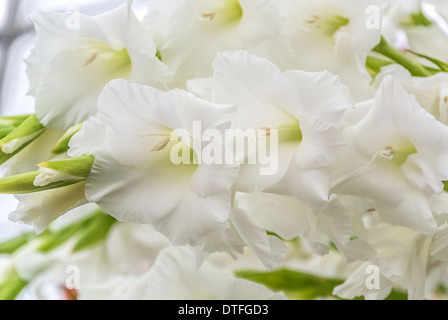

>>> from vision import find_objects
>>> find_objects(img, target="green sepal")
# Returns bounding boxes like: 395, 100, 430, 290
38, 155, 94, 178
0, 115, 30, 139
51, 123, 82, 154
0, 171, 80, 194
0, 114, 45, 165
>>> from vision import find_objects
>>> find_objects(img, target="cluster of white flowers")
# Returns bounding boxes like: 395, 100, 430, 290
1, 0, 448, 300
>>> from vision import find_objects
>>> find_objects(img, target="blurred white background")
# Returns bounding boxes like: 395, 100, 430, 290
0, 0, 151, 242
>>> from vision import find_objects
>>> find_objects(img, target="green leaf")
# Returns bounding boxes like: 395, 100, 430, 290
0, 232, 34, 254
72, 213, 116, 252
37, 210, 116, 253
0, 268, 28, 300
37, 222, 85, 253
373, 37, 433, 77
51, 123, 82, 154
0, 114, 45, 165
236, 268, 343, 300
0, 171, 80, 194
235, 268, 407, 300
39, 155, 94, 178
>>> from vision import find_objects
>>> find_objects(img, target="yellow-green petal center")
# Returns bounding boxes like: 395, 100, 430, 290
307, 14, 350, 37
199, 0, 243, 27
381, 140, 417, 166
83, 45, 131, 78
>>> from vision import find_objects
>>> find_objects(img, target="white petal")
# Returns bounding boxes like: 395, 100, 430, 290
376, 192, 438, 236
332, 151, 411, 206
233, 141, 297, 193
268, 167, 331, 211
27, 4, 169, 130
34, 46, 130, 129
196, 206, 288, 270
85, 147, 188, 225
98, 80, 236, 169
213, 51, 294, 130
97, 80, 178, 168
295, 116, 347, 170
186, 77, 214, 101
145, 0, 292, 87
153, 190, 231, 246
123, 246, 286, 300
190, 162, 240, 197
26, 11, 111, 96
68, 116, 107, 158
167, 88, 236, 134
105, 223, 169, 275
319, 199, 376, 262
86, 147, 230, 245
333, 262, 393, 300
230, 208, 287, 270
281, 70, 353, 126
235, 192, 311, 240
9, 182, 88, 234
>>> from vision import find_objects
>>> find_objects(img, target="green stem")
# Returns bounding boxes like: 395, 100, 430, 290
0, 232, 34, 254
406, 50, 448, 72
373, 37, 433, 77
366, 56, 393, 79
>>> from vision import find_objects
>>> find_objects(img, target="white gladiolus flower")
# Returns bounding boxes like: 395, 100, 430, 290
144, 0, 292, 87
6, 0, 448, 301
332, 76, 448, 235
102, 246, 287, 300
235, 192, 375, 262
382, 0, 448, 62
8, 183, 88, 234
334, 220, 448, 300
197, 207, 288, 270
212, 51, 351, 210
12, 220, 170, 299
374, 64, 448, 125
70, 79, 240, 246
1, 126, 89, 234
26, 1, 170, 130
280, 0, 390, 101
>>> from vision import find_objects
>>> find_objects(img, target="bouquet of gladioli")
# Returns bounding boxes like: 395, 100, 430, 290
1, 0, 448, 300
